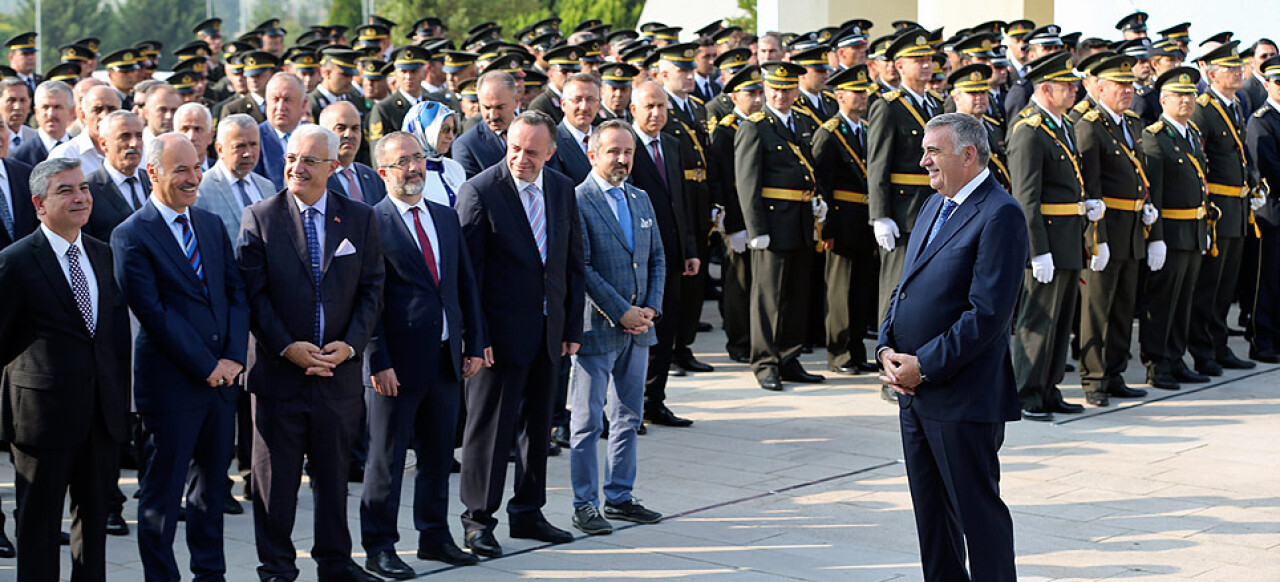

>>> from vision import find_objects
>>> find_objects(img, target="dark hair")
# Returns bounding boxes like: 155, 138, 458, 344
588, 119, 634, 154
510, 110, 557, 138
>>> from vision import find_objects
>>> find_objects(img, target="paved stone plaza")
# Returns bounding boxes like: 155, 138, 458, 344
4, 307, 1278, 581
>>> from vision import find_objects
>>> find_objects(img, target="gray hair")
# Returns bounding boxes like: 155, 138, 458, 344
132, 79, 165, 102
216, 113, 258, 142
174, 101, 212, 127
925, 113, 990, 166
30, 157, 82, 199
475, 70, 516, 97
371, 131, 420, 166
267, 72, 306, 96
145, 133, 193, 173
290, 123, 339, 159
510, 110, 557, 139
0, 77, 28, 97
97, 109, 141, 138
34, 80, 73, 109
588, 119, 634, 154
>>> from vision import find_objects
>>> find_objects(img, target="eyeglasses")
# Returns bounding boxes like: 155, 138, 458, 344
380, 153, 427, 169
285, 154, 335, 166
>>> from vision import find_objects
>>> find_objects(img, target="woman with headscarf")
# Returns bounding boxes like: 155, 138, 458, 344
402, 100, 466, 207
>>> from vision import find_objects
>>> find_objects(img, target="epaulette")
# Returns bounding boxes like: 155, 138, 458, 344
982, 114, 1002, 127
795, 106, 821, 122
689, 95, 705, 106
1082, 109, 1100, 122
1013, 113, 1042, 131
1124, 110, 1140, 118
1017, 105, 1037, 118
1196, 93, 1211, 106
822, 90, 836, 100
1254, 106, 1270, 118
927, 89, 943, 101
718, 115, 739, 127
1188, 120, 1201, 132
1072, 100, 1092, 114
821, 117, 841, 132
1146, 119, 1165, 134
748, 111, 767, 123
883, 90, 902, 102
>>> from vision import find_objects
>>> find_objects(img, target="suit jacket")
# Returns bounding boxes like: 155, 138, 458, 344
868, 89, 939, 234
877, 175, 1028, 423
1248, 101, 1280, 228
812, 114, 871, 255
576, 176, 665, 355
735, 107, 822, 251
1243, 74, 1268, 116
0, 158, 36, 250
1192, 91, 1254, 239
547, 121, 593, 185
110, 203, 249, 413
253, 121, 289, 192
0, 230, 131, 447
236, 190, 385, 401
365, 91, 415, 144
196, 162, 277, 238
10, 134, 50, 168
86, 164, 151, 242
306, 87, 369, 125
368, 197, 486, 386
327, 161, 387, 206
709, 113, 747, 234
451, 121, 506, 178
455, 163, 584, 365
628, 130, 696, 264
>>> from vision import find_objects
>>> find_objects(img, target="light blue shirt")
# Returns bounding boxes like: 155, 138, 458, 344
589, 170, 626, 224
150, 196, 195, 256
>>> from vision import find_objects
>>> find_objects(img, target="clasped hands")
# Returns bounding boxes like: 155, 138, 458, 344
619, 306, 658, 335
284, 341, 354, 377
205, 359, 244, 388
878, 348, 923, 396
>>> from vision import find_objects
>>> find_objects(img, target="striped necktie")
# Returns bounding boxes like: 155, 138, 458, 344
174, 215, 206, 292
524, 184, 547, 264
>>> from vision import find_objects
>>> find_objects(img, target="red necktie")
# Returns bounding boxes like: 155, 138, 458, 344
410, 207, 439, 285
651, 140, 667, 185
343, 168, 364, 202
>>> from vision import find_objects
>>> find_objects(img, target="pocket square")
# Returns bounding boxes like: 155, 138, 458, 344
640, 218, 653, 229
335, 238, 357, 256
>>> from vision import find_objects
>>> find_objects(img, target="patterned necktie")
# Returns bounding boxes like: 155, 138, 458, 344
926, 199, 958, 248
236, 178, 254, 208
11, 134, 20, 148
410, 207, 440, 284
302, 207, 323, 344
0, 183, 13, 240
174, 215, 206, 292
424, 159, 456, 205
524, 184, 547, 264
125, 176, 144, 210
66, 243, 95, 336
651, 140, 667, 185
342, 168, 363, 202
607, 186, 633, 250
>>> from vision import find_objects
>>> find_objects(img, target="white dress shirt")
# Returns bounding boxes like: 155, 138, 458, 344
947, 167, 990, 208
37, 129, 66, 154
41, 223, 98, 326
289, 191, 327, 250
564, 122, 592, 155
222, 162, 266, 211
388, 195, 448, 340
513, 171, 546, 218
104, 162, 147, 210
49, 132, 104, 176
150, 196, 196, 255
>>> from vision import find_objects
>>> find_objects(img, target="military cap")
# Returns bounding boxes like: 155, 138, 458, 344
284, 48, 319, 70
868, 35, 896, 60
598, 62, 640, 86
1258, 56, 1280, 80
832, 25, 868, 48
1074, 50, 1116, 76
133, 40, 161, 61
295, 31, 325, 46
255, 19, 286, 37
1115, 11, 1148, 33
174, 41, 211, 62
73, 37, 100, 54
223, 41, 255, 59
723, 64, 763, 93
44, 63, 80, 83
1153, 66, 1200, 93
712, 26, 742, 46
467, 21, 498, 36
543, 44, 583, 70
1152, 39, 1186, 59
578, 39, 605, 63
575, 19, 605, 33
390, 45, 431, 70
839, 19, 874, 33
1026, 25, 1064, 46
224, 54, 244, 74
786, 32, 821, 52
419, 38, 452, 55
606, 30, 640, 45
531, 17, 562, 36
778, 33, 798, 47
359, 58, 387, 79
355, 24, 390, 43
522, 67, 547, 89
947, 63, 992, 92
1024, 50, 1079, 83
930, 53, 946, 81
760, 61, 806, 89
1061, 32, 1081, 52
367, 15, 396, 29
927, 27, 947, 48
241, 50, 280, 76
656, 42, 698, 69
694, 20, 724, 39
1241, 45, 1256, 60
639, 22, 667, 33
410, 17, 447, 39
1199, 32, 1233, 47
101, 48, 142, 70
991, 45, 1010, 67
5, 33, 37, 53
525, 33, 560, 53
972, 21, 1006, 37
620, 44, 653, 67
464, 27, 504, 51
955, 33, 998, 58
1091, 55, 1138, 83
458, 78, 478, 100
651, 27, 682, 42
892, 20, 921, 33
303, 38, 331, 50
318, 48, 360, 75
441, 50, 478, 73
59, 44, 94, 63
1005, 20, 1036, 39
193, 18, 222, 38
1115, 38, 1154, 60
791, 46, 832, 71
173, 58, 208, 76
827, 63, 872, 92
1158, 23, 1191, 42
486, 53, 527, 76
816, 27, 840, 46
885, 29, 934, 60
0, 65, 16, 78
234, 33, 262, 48
714, 48, 751, 73
1197, 40, 1244, 67
168, 70, 201, 94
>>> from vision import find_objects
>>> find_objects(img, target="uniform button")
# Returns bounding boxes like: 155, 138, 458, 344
899, 292, 906, 300
633, 262, 638, 268
212, 334, 219, 342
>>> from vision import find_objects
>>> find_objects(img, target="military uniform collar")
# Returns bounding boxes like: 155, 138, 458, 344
766, 104, 792, 126
1209, 85, 1236, 106
1162, 115, 1189, 138
1097, 100, 1125, 126
1031, 96, 1064, 128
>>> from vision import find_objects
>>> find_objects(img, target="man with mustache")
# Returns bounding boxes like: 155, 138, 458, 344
321, 101, 385, 205
85, 110, 149, 242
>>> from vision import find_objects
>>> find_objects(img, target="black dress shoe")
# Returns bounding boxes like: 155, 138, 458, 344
1147, 374, 1181, 391
548, 442, 561, 457
1195, 360, 1224, 377
0, 529, 14, 558
780, 362, 824, 383
1249, 349, 1280, 364
1085, 392, 1110, 406
325, 562, 382, 582
348, 466, 365, 483
550, 425, 570, 447
177, 506, 186, 521
674, 354, 714, 373
1108, 383, 1148, 398
464, 529, 502, 558
1172, 364, 1211, 383
827, 364, 858, 375
366, 550, 415, 579
758, 372, 783, 391
1046, 400, 1084, 414
636, 423, 647, 435
1021, 408, 1054, 421
1218, 353, 1256, 369
1064, 362, 1076, 372
728, 352, 750, 363
510, 518, 574, 544
451, 458, 462, 473
1227, 326, 1246, 337
59, 531, 70, 545
106, 511, 129, 535
880, 385, 899, 403
645, 406, 694, 426
855, 361, 880, 373
667, 365, 687, 377
418, 542, 480, 566
224, 490, 244, 515
697, 321, 713, 332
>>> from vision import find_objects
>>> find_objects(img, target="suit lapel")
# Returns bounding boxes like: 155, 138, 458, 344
31, 233, 79, 322
380, 199, 434, 287
279, 193, 312, 275
95, 170, 135, 217
905, 181, 992, 282
497, 165, 543, 264
139, 203, 205, 293
321, 193, 344, 273
585, 179, 631, 252
88, 240, 113, 334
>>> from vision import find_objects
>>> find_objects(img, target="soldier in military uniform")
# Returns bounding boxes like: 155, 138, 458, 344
216, 50, 276, 123
359, 59, 390, 110
102, 48, 143, 110
598, 62, 638, 122
365, 45, 434, 149
59, 44, 94, 80
1246, 56, 1280, 364
1116, 11, 1150, 41
1073, 55, 1153, 406
735, 61, 827, 391
527, 45, 583, 124
709, 65, 764, 363
5, 32, 40, 96
283, 48, 321, 94
306, 49, 366, 123
1008, 51, 1089, 421
209, 53, 246, 121
1189, 41, 1263, 375
1004, 25, 1066, 122
705, 49, 751, 122
791, 46, 838, 122
831, 25, 869, 71
949, 64, 1011, 190
1140, 67, 1214, 389
867, 30, 940, 399
194, 18, 225, 84
814, 65, 878, 375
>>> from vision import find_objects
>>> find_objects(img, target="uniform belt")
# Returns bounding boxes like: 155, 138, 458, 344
1162, 206, 1207, 220
683, 169, 706, 182
1207, 182, 1249, 197
1041, 202, 1086, 216
760, 187, 814, 202
832, 190, 868, 204
889, 173, 931, 186
1102, 196, 1145, 212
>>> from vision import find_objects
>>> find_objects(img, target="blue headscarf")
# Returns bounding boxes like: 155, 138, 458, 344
401, 100, 455, 159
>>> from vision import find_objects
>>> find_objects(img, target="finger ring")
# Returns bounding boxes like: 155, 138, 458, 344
218, 379, 226, 385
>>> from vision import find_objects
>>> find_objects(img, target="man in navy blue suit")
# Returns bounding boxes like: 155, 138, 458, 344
321, 101, 386, 206
547, 73, 599, 185
451, 71, 517, 178
0, 125, 35, 251
110, 134, 249, 581
359, 132, 488, 577
877, 114, 1027, 582
253, 73, 306, 191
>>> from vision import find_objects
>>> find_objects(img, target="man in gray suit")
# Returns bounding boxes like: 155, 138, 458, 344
568, 119, 666, 536
197, 113, 275, 237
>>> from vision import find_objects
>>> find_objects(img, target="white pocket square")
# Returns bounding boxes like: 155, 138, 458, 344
335, 238, 357, 256
640, 218, 653, 229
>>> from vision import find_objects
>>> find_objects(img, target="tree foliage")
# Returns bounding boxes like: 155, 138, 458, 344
328, 0, 361, 28
725, 0, 756, 35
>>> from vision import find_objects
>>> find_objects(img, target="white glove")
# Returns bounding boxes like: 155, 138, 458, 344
812, 197, 829, 223
873, 218, 900, 251
1084, 199, 1105, 222
727, 230, 749, 254
748, 234, 771, 250
1206, 235, 1213, 249
1251, 195, 1267, 211
1089, 242, 1111, 272
1147, 240, 1167, 271
1030, 253, 1055, 284
711, 207, 726, 233
1142, 203, 1158, 226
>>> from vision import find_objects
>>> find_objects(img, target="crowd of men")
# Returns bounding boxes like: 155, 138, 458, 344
0, 8, 1278, 582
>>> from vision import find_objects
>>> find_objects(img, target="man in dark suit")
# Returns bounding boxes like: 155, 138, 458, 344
86, 108, 149, 236
0, 157, 131, 582
547, 73, 598, 185
451, 70, 517, 178
1242, 40, 1277, 113
237, 124, 385, 582
359, 132, 487, 576
1246, 57, 1280, 363
527, 45, 584, 125
253, 73, 306, 191
0, 130, 36, 250
878, 113, 1026, 582
455, 111, 585, 558
110, 134, 249, 581
321, 101, 386, 205
11, 80, 74, 168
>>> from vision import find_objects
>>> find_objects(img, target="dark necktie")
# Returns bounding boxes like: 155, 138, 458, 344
409, 207, 439, 284
926, 199, 958, 248
124, 176, 144, 210
302, 207, 323, 344
174, 215, 206, 292
342, 168, 364, 202
0, 181, 13, 240
11, 134, 20, 147
651, 140, 667, 186
66, 244, 94, 336
424, 159, 456, 205
236, 178, 254, 208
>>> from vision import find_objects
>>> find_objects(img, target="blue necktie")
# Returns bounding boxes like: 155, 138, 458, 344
302, 207, 323, 344
174, 215, 206, 293
607, 186, 633, 250
926, 199, 958, 248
